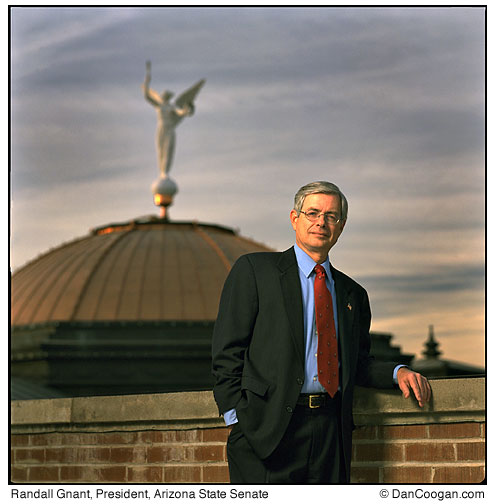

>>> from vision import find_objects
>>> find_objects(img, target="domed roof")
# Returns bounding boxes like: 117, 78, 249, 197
11, 216, 272, 326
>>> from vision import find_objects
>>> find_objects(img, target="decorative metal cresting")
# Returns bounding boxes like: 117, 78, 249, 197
142, 60, 205, 218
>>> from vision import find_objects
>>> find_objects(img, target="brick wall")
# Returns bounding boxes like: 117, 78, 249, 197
11, 428, 230, 483
10, 378, 485, 484
351, 422, 485, 483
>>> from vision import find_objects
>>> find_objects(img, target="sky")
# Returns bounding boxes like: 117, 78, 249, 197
10, 5, 485, 367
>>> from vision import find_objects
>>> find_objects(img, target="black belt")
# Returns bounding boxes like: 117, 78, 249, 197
296, 393, 334, 409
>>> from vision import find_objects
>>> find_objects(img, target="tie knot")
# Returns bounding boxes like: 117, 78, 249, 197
314, 264, 325, 277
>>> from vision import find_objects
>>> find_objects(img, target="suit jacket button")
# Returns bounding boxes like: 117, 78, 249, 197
286, 406, 293, 413
297, 378, 303, 385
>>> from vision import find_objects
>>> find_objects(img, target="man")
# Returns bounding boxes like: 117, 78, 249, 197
212, 181, 431, 484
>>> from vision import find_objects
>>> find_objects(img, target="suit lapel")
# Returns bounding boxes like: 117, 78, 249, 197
278, 248, 305, 365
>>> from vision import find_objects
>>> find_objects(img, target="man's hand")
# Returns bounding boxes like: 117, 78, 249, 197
397, 367, 432, 407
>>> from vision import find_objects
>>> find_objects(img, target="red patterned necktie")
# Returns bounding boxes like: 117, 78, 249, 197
314, 264, 339, 397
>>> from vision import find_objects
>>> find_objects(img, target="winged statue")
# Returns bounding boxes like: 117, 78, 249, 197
142, 61, 205, 177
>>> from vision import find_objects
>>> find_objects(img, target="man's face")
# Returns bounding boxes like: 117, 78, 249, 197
290, 193, 345, 261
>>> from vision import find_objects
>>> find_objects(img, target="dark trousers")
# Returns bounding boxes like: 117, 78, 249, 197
227, 397, 346, 484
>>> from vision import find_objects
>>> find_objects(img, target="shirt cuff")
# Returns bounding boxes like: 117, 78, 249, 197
223, 408, 238, 426
393, 364, 407, 384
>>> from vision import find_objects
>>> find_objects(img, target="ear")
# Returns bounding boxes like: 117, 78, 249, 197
290, 209, 298, 231
335, 219, 346, 238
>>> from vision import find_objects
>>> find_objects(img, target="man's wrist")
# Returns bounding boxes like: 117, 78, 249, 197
393, 364, 408, 384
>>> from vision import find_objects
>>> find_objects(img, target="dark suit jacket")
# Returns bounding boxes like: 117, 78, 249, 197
212, 247, 397, 480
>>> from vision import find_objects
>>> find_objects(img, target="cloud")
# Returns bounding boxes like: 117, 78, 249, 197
362, 264, 484, 298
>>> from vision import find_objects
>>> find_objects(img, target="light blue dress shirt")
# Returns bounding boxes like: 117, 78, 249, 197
223, 244, 403, 425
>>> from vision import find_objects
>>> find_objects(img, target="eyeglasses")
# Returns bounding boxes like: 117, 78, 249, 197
299, 211, 341, 225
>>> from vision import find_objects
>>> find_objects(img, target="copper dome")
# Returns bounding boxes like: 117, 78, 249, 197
11, 216, 272, 327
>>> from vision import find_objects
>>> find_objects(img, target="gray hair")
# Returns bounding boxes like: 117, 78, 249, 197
293, 181, 348, 222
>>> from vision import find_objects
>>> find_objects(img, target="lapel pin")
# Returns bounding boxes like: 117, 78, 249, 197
347, 303, 352, 311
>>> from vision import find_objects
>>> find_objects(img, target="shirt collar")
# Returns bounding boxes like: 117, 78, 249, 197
294, 243, 332, 279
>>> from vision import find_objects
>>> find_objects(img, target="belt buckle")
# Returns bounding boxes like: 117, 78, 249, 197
308, 394, 320, 409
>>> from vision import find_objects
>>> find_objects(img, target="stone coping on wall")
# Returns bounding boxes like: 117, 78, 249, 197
353, 376, 485, 425
11, 377, 485, 434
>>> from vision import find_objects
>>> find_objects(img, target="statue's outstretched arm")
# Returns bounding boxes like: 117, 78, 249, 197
142, 61, 161, 107
173, 103, 194, 117
142, 84, 162, 107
